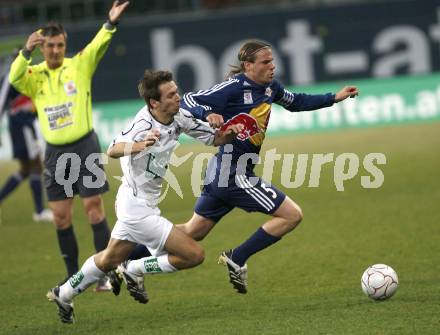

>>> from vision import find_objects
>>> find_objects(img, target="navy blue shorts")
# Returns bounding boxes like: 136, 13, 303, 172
8, 113, 40, 160
195, 171, 286, 222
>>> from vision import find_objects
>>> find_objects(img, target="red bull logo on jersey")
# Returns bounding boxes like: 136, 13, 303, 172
220, 113, 261, 141
220, 103, 272, 145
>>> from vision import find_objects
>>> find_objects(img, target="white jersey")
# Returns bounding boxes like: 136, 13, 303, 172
111, 105, 215, 207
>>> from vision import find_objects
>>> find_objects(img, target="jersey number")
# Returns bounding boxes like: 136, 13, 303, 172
260, 182, 277, 199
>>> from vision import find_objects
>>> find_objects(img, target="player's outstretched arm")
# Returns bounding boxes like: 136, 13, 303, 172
276, 84, 359, 112
334, 86, 359, 102
108, 0, 130, 24
213, 123, 244, 146
81, 0, 130, 74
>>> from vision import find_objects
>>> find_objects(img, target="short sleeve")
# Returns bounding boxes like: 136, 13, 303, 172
113, 118, 153, 144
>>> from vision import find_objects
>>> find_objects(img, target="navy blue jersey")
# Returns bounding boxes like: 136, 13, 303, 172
1, 76, 38, 159
1, 76, 35, 120
6, 84, 36, 132
181, 73, 335, 170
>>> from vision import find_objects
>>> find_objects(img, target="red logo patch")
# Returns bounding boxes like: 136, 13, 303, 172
220, 113, 260, 141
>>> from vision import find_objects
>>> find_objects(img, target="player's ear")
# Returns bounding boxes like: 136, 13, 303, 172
243, 60, 253, 72
149, 98, 159, 109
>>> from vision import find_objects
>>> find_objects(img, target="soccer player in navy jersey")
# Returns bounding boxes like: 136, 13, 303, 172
0, 70, 53, 222
112, 39, 359, 296
176, 39, 359, 294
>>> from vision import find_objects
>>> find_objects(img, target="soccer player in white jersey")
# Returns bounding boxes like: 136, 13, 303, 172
47, 69, 243, 324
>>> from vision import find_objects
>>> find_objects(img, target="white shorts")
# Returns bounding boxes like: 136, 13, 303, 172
111, 184, 173, 256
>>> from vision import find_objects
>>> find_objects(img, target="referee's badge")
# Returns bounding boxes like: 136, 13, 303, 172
64, 80, 77, 96
243, 90, 253, 104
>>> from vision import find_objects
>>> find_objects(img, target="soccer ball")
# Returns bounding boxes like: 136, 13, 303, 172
361, 264, 399, 300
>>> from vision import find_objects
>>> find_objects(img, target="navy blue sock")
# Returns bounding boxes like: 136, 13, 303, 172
231, 227, 281, 266
0, 173, 23, 203
91, 218, 111, 252
56, 226, 79, 276
128, 244, 151, 260
29, 173, 44, 213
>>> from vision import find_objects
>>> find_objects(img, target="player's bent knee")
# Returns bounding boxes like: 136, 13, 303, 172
284, 205, 303, 231
186, 245, 205, 268
85, 203, 105, 223
194, 247, 205, 266
53, 213, 72, 229
83, 196, 105, 222
88, 211, 104, 224
99, 251, 124, 272
292, 205, 304, 225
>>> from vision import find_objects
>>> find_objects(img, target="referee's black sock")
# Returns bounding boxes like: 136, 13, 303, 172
91, 218, 111, 252
56, 226, 79, 277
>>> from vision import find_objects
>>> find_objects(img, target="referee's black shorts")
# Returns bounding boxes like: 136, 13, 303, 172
43, 130, 109, 201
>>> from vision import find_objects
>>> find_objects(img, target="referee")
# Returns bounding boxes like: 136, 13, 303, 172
8, 1, 129, 288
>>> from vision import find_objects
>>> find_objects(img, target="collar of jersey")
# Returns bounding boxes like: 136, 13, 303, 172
147, 106, 175, 126
39, 57, 72, 72
238, 73, 272, 89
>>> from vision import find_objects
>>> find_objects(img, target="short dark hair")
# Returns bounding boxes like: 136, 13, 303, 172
138, 70, 173, 108
228, 39, 271, 77
40, 22, 67, 39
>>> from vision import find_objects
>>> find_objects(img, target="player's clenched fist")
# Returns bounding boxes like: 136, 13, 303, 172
334, 86, 359, 102
222, 123, 244, 136
213, 123, 244, 146
128, 129, 160, 155
206, 113, 224, 128
142, 129, 161, 148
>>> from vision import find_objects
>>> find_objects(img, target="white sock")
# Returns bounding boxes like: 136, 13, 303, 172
59, 256, 105, 301
127, 255, 177, 275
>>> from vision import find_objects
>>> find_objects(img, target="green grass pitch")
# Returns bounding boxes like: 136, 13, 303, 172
0, 122, 439, 335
